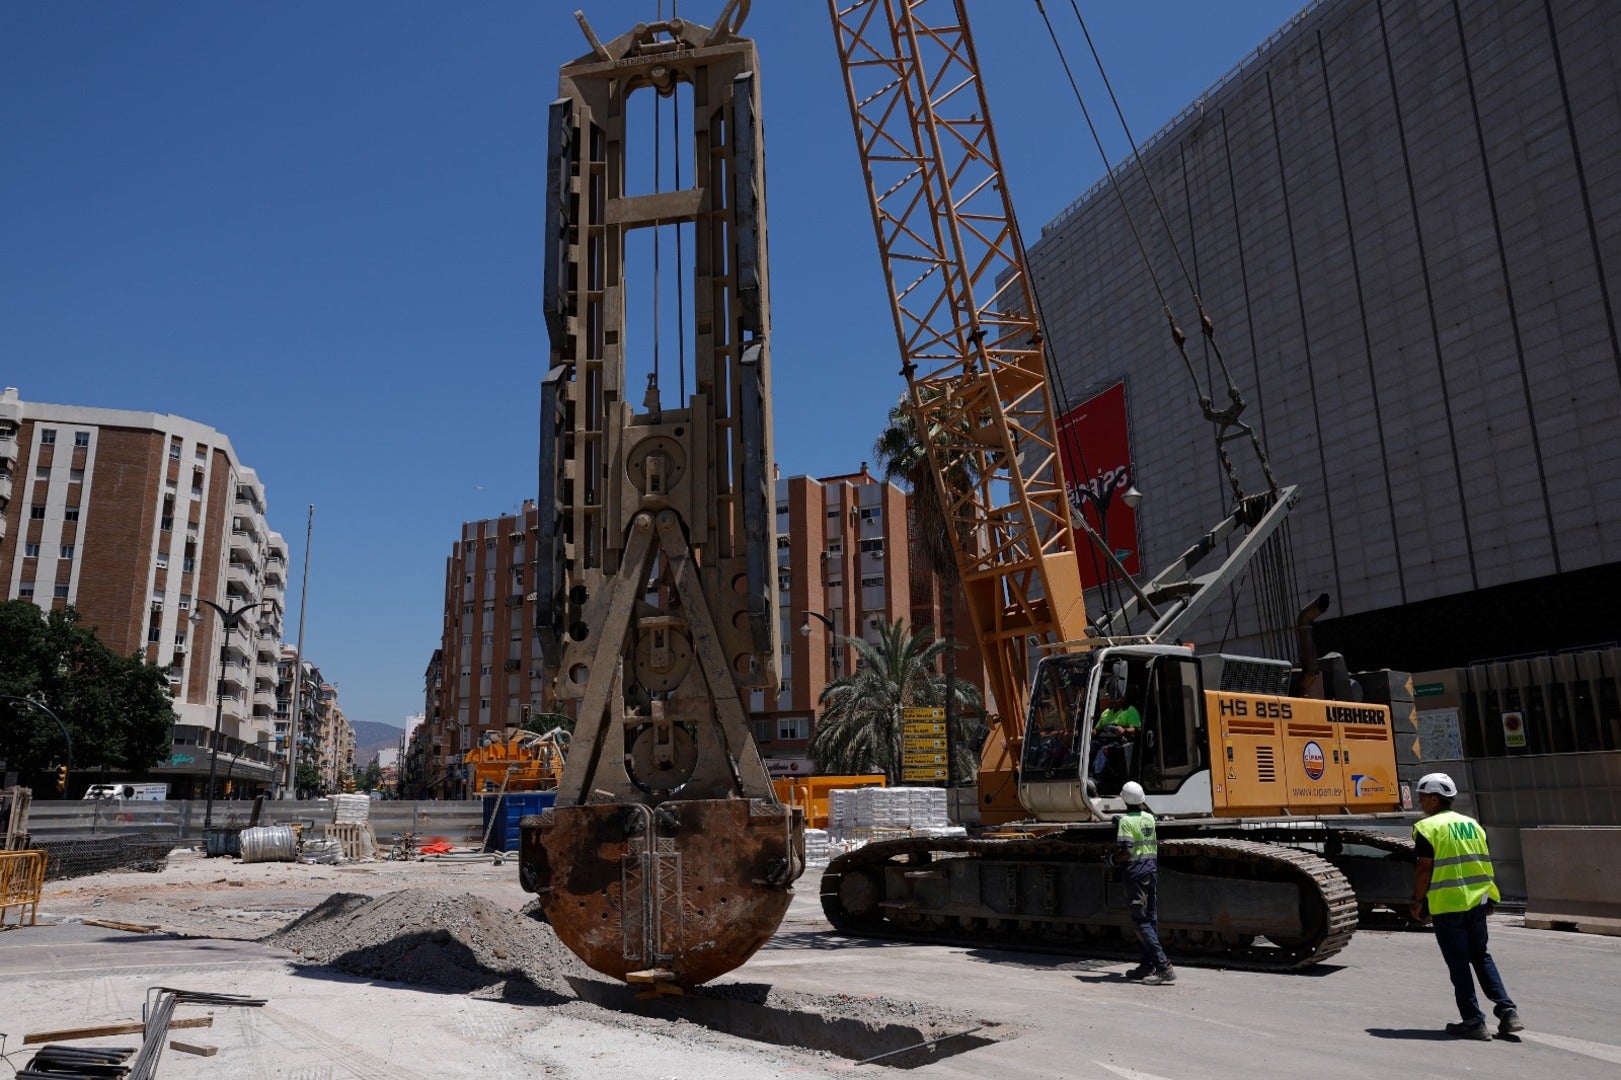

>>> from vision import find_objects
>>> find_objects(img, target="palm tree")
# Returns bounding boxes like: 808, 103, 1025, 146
809, 618, 982, 785
872, 399, 971, 784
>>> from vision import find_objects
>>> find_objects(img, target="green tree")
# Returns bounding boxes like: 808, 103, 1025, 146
873, 399, 973, 782
0, 601, 174, 779
295, 762, 322, 798
809, 618, 981, 785
359, 760, 383, 792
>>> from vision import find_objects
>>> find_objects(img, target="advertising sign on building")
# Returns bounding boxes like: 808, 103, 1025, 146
1056, 381, 1140, 588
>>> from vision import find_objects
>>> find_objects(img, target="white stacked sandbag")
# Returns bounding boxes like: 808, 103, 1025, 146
803, 828, 835, 867
825, 786, 952, 840
331, 793, 371, 825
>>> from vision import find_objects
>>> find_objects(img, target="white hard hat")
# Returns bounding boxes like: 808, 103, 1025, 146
1415, 772, 1457, 798
1120, 781, 1146, 806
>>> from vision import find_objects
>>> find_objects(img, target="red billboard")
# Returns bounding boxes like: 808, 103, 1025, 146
1056, 381, 1140, 588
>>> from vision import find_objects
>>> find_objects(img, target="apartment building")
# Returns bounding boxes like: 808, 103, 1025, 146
0, 387, 285, 796
760, 464, 975, 774
316, 682, 355, 793
423, 502, 548, 797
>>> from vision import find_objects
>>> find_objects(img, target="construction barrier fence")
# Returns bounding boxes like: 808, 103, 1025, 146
0, 849, 47, 928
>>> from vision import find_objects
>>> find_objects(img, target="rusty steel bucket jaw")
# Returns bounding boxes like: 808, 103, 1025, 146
519, 797, 802, 986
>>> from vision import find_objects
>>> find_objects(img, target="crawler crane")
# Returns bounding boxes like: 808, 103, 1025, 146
818, 0, 1415, 969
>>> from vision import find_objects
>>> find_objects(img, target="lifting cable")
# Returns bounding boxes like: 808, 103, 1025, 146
1032, 0, 1278, 506
1029, 1, 1311, 653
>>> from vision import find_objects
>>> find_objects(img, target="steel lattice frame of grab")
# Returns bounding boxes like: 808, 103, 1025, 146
520, 2, 804, 988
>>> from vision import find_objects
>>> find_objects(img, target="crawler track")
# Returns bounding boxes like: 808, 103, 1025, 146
821, 833, 1358, 971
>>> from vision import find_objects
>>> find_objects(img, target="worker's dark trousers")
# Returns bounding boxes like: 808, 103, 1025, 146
1128, 869, 1170, 969
1431, 903, 1515, 1026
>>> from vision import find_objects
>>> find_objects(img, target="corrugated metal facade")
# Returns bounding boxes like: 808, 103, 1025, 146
1030, 0, 1621, 669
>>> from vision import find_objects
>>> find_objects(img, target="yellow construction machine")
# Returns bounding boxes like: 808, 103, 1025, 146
817, 0, 1418, 971
464, 728, 568, 795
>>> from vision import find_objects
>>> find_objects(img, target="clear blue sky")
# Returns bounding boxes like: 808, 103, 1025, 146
0, 2, 1304, 730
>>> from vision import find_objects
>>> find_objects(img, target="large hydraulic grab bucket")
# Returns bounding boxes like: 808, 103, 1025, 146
519, 5, 802, 987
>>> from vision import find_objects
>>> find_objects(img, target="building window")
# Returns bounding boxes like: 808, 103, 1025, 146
483, 633, 493, 645
461, 602, 473, 614
40, 429, 56, 445
481, 665, 491, 676
480, 697, 490, 709
74, 431, 89, 447
148, 625, 162, 643
859, 538, 885, 555
861, 575, 884, 588
54, 584, 69, 599
179, 594, 191, 611
776, 503, 789, 515
24, 542, 39, 558
60, 545, 74, 560
168, 442, 182, 460
483, 600, 495, 612
35, 465, 49, 479
182, 557, 195, 573
778, 717, 809, 740
161, 516, 174, 531
70, 468, 84, 482
859, 507, 881, 521
30, 505, 45, 520
65, 506, 79, 522
157, 553, 169, 570
777, 536, 790, 549
195, 445, 206, 460
174, 631, 187, 646
18, 581, 34, 598
827, 541, 842, 554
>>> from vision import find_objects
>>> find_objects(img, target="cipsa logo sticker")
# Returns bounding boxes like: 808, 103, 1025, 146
1302, 740, 1326, 781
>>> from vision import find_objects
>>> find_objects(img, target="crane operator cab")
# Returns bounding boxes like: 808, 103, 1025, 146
1019, 644, 1211, 822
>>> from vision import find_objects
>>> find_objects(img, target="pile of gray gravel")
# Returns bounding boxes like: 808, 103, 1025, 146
264, 889, 591, 1001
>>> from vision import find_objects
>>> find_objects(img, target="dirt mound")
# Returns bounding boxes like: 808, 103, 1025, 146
264, 889, 591, 1000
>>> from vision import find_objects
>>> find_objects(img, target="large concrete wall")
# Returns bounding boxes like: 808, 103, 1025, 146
1030, 0, 1621, 668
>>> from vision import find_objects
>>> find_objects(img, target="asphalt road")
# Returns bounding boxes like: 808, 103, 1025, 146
2, 864, 1617, 1079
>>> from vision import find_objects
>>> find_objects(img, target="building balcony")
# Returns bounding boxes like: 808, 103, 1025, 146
253, 687, 277, 711
263, 561, 285, 588
219, 661, 249, 692
226, 562, 257, 598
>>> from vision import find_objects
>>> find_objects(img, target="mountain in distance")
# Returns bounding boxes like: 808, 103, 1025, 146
351, 720, 406, 764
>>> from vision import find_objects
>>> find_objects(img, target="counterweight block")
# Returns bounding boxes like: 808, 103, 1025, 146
520, 798, 803, 986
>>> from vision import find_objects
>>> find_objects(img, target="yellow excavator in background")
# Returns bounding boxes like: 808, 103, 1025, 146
818, 0, 1418, 970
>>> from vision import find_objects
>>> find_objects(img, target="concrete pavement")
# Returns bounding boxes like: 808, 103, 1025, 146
3, 863, 1618, 1078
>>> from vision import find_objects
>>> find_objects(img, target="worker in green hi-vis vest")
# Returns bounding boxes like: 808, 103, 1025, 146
1410, 772, 1523, 1040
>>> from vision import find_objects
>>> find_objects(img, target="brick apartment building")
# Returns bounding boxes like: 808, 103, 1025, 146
410, 476, 991, 795
0, 387, 286, 796
757, 465, 990, 776
421, 502, 549, 797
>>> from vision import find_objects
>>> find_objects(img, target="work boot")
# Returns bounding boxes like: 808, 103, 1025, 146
1123, 964, 1153, 980
1445, 1021, 1491, 1041
1142, 966, 1176, 985
1498, 1009, 1524, 1035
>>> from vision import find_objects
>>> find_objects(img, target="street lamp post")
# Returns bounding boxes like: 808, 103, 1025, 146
194, 598, 264, 830
0, 694, 72, 794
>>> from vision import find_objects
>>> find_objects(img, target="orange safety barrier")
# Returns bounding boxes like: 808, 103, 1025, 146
0, 849, 47, 928
771, 774, 886, 830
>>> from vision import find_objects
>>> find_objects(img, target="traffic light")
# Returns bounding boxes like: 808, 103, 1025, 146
223, 780, 233, 798
56, 764, 68, 793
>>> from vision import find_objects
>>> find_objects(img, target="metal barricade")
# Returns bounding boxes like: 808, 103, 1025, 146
0, 849, 48, 927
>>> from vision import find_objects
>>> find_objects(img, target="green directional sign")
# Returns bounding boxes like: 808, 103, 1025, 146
1415, 682, 1445, 697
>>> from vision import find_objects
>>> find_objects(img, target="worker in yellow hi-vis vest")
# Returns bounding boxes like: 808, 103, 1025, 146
1410, 773, 1523, 1040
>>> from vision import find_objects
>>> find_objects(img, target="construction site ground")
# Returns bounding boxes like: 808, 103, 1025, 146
4, 850, 1619, 1079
